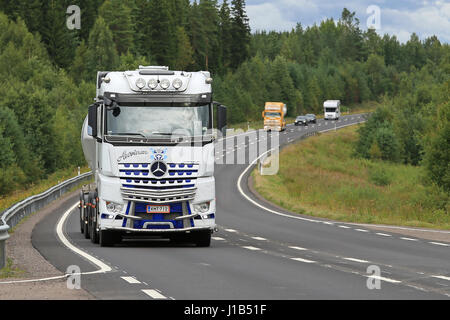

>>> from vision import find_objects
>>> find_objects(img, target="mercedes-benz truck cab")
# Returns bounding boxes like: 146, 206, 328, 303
323, 100, 340, 120
80, 66, 226, 247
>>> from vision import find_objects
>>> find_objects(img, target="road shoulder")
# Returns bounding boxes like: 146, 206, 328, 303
0, 190, 93, 299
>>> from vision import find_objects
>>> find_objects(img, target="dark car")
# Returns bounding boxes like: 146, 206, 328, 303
294, 116, 308, 126
305, 113, 316, 123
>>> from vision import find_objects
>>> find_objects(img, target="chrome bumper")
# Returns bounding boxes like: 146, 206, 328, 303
105, 225, 216, 233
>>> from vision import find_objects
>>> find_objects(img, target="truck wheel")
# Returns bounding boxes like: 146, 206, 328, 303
89, 192, 99, 244
79, 192, 84, 234
99, 230, 115, 247
90, 217, 99, 244
84, 204, 90, 239
194, 232, 211, 247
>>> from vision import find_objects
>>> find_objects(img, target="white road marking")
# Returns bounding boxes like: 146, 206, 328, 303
291, 257, 316, 263
367, 275, 401, 284
323, 222, 334, 225
343, 257, 370, 263
432, 275, 450, 281
212, 236, 225, 241
289, 246, 307, 251
121, 276, 141, 284
338, 225, 351, 229
354, 229, 369, 232
224, 228, 237, 233
251, 236, 267, 241
142, 289, 167, 299
348, 222, 450, 234
400, 237, 418, 241
243, 246, 261, 251
376, 233, 392, 237
56, 202, 112, 274
429, 242, 449, 247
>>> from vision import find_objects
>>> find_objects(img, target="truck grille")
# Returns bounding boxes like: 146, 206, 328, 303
119, 163, 198, 204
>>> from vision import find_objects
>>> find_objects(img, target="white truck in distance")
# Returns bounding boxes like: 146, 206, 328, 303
323, 100, 341, 120
79, 66, 227, 247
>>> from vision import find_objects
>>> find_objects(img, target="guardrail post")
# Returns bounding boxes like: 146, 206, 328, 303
0, 224, 10, 269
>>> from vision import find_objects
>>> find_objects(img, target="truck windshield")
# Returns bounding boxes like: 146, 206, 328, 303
325, 108, 336, 112
106, 103, 211, 138
265, 112, 281, 117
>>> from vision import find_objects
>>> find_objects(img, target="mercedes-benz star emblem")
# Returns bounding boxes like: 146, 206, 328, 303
150, 161, 167, 177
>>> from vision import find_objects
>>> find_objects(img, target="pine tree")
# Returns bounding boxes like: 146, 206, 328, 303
40, 0, 78, 68
198, 0, 220, 71
230, 0, 251, 68
99, 0, 135, 55
71, 40, 89, 82
219, 0, 233, 70
174, 26, 194, 70
86, 17, 119, 77
147, 0, 177, 66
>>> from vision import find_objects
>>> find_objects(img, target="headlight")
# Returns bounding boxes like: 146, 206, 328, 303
106, 201, 124, 214
193, 202, 210, 214
135, 78, 146, 89
148, 78, 158, 89
160, 78, 170, 89
172, 78, 182, 89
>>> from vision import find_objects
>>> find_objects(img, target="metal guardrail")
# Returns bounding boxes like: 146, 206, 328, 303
0, 171, 93, 269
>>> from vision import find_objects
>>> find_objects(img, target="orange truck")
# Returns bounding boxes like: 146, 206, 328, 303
262, 102, 287, 132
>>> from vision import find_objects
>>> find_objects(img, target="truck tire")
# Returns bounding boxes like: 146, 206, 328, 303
79, 192, 84, 234
194, 231, 211, 247
84, 203, 90, 239
99, 230, 116, 247
89, 192, 99, 244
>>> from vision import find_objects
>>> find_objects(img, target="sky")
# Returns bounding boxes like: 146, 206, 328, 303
244, 0, 450, 43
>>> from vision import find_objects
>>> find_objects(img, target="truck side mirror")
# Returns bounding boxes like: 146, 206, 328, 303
88, 103, 98, 137
217, 104, 227, 137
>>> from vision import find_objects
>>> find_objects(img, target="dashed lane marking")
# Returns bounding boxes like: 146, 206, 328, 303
376, 233, 392, 237
343, 257, 370, 263
242, 246, 261, 251
400, 237, 418, 241
429, 242, 449, 247
121, 276, 141, 284
289, 246, 308, 251
251, 236, 267, 241
366, 275, 401, 284
142, 289, 167, 299
432, 275, 450, 281
291, 257, 316, 263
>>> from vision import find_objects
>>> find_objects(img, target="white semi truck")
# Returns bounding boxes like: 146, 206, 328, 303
323, 100, 340, 120
79, 66, 226, 247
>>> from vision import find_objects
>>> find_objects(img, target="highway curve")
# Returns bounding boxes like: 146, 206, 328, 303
32, 114, 450, 299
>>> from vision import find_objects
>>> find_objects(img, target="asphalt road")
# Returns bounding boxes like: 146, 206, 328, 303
32, 114, 450, 299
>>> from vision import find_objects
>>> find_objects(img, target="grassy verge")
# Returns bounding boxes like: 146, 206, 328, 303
0, 258, 26, 278
0, 166, 90, 212
252, 125, 450, 229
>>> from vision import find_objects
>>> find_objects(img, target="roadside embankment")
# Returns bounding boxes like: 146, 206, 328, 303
0, 189, 93, 299
252, 125, 450, 234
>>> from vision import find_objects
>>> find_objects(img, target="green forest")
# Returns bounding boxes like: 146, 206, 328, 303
0, 0, 448, 199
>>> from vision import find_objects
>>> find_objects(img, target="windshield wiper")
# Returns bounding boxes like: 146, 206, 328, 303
113, 132, 147, 138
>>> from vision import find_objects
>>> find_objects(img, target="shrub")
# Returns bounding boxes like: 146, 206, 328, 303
368, 166, 392, 186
